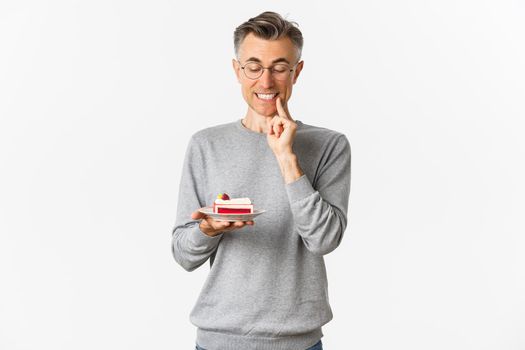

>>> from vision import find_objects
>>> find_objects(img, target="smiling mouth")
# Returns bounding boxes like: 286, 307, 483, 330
255, 92, 279, 101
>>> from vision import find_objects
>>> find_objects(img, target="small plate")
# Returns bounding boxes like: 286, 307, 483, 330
198, 207, 266, 222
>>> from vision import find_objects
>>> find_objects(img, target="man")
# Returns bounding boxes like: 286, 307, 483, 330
172, 11, 351, 350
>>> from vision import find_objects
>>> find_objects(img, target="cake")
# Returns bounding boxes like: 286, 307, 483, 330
213, 193, 254, 214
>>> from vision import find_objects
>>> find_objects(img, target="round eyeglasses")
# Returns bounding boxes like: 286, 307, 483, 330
239, 61, 297, 81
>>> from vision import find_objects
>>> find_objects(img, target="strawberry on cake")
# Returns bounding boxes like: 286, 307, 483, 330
213, 193, 254, 214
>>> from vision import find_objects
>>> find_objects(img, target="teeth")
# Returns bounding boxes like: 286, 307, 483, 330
257, 93, 277, 100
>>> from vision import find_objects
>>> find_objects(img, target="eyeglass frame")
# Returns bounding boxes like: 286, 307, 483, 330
237, 59, 300, 80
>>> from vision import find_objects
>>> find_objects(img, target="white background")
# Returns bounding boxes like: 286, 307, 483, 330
1, 1, 524, 349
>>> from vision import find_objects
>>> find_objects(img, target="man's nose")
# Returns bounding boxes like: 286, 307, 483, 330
259, 68, 275, 88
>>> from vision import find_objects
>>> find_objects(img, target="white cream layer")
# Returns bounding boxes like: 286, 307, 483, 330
214, 197, 252, 204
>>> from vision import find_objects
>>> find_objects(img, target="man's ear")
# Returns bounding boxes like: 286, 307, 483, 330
232, 58, 241, 83
292, 60, 304, 84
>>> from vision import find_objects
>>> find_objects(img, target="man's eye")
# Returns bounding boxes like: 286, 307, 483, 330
247, 66, 262, 72
273, 65, 288, 73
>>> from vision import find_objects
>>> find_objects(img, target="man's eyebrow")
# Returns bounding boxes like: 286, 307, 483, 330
245, 57, 291, 64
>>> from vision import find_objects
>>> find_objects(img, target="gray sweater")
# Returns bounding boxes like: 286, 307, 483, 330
172, 119, 351, 350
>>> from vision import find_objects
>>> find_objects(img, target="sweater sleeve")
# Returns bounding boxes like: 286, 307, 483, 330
171, 136, 223, 272
285, 134, 351, 256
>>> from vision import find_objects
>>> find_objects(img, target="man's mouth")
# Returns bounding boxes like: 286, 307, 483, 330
255, 92, 279, 101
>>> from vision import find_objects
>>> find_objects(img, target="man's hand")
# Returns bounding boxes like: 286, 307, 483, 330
191, 210, 254, 237
266, 97, 298, 157
266, 97, 305, 184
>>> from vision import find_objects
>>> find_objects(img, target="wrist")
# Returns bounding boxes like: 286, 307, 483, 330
275, 153, 304, 184
275, 151, 296, 163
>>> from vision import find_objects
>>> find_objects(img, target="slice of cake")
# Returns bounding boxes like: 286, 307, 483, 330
213, 193, 254, 214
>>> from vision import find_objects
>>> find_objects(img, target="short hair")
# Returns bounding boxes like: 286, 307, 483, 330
233, 11, 304, 61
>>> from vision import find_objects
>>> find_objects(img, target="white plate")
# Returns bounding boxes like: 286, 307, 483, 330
197, 207, 266, 222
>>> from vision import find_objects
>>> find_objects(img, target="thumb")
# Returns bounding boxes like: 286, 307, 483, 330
191, 210, 206, 220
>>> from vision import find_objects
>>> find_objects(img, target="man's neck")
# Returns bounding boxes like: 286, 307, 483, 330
241, 113, 269, 134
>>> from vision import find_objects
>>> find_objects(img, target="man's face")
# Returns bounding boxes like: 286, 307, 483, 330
232, 33, 304, 117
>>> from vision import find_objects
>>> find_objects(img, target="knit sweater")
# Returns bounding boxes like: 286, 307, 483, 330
172, 119, 351, 350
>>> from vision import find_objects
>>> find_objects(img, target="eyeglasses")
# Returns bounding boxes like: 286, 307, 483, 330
238, 60, 297, 81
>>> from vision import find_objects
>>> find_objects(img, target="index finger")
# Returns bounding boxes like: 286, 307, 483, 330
275, 97, 291, 120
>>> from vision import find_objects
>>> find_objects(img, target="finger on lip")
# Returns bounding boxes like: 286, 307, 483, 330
277, 98, 286, 118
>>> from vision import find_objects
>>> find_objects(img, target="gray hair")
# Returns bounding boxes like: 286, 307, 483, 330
233, 11, 304, 61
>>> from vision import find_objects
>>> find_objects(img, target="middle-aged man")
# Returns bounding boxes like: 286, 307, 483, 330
172, 11, 351, 350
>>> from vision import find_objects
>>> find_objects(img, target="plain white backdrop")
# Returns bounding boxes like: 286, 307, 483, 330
1, 1, 524, 349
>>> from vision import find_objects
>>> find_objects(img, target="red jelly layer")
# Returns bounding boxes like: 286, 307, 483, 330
217, 208, 252, 214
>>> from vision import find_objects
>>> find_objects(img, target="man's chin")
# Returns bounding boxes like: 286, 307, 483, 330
256, 108, 277, 118
246, 102, 277, 118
